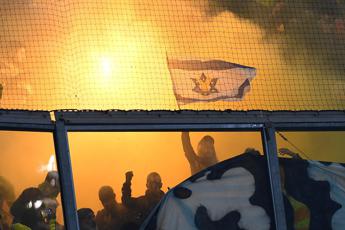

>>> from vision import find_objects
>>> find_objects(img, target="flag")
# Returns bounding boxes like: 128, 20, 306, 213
142, 153, 345, 230
167, 58, 256, 105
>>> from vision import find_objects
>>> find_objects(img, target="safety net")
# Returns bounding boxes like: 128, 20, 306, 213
0, 0, 344, 111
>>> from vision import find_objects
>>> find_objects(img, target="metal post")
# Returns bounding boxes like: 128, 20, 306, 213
54, 120, 80, 230
262, 124, 287, 230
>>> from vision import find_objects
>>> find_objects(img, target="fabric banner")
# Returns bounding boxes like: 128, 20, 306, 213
167, 59, 256, 105
142, 152, 345, 230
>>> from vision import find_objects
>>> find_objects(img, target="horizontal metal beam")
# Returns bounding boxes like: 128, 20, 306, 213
65, 123, 263, 132
54, 110, 345, 131
0, 122, 54, 131
275, 122, 345, 131
65, 122, 345, 132
55, 110, 345, 126
0, 110, 345, 131
0, 110, 52, 124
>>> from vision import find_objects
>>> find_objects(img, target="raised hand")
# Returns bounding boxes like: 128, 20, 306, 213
125, 171, 134, 182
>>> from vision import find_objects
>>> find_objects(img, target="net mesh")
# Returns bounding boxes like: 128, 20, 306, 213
0, 0, 344, 111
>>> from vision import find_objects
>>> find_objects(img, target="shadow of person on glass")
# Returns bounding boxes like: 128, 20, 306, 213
96, 186, 127, 230
181, 132, 219, 175
10, 187, 55, 230
121, 171, 165, 228
78, 208, 97, 230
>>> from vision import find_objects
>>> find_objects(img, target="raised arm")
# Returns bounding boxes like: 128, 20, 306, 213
121, 171, 137, 208
181, 132, 198, 163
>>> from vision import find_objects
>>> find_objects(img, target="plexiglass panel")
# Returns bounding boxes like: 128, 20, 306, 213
69, 131, 275, 230
0, 131, 64, 230
276, 131, 345, 230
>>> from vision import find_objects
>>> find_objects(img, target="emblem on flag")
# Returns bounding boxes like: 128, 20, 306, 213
191, 73, 219, 96
167, 58, 256, 105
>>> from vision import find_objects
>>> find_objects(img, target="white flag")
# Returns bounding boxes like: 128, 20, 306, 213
168, 59, 256, 105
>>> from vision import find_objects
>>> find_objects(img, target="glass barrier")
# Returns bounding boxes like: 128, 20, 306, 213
276, 131, 345, 230
68, 131, 276, 230
0, 131, 64, 230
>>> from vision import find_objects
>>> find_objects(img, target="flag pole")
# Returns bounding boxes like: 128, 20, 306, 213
165, 50, 182, 110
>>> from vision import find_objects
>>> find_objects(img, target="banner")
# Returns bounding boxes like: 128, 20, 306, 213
167, 59, 256, 105
142, 153, 345, 230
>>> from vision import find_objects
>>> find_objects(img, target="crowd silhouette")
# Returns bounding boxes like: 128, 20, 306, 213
0, 170, 165, 230
0, 132, 232, 230
0, 172, 63, 230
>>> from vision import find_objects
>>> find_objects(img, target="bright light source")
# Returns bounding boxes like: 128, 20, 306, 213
100, 57, 112, 78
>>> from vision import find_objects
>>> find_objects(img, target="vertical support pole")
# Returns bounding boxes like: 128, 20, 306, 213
262, 124, 287, 230
54, 120, 79, 230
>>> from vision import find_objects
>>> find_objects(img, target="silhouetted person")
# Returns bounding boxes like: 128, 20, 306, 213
181, 132, 219, 175
244, 148, 261, 156
10, 187, 53, 230
96, 186, 126, 230
122, 172, 165, 227
0, 176, 15, 230
78, 208, 97, 230
38, 171, 60, 199
38, 171, 61, 223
